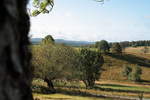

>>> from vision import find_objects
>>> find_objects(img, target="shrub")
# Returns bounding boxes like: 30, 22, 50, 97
111, 43, 122, 54
122, 65, 132, 77
122, 65, 142, 82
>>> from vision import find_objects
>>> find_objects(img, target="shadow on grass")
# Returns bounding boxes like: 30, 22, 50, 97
32, 85, 56, 94
106, 53, 150, 67
55, 88, 133, 100
54, 84, 150, 94
33, 86, 138, 100
140, 80, 150, 83
99, 84, 130, 88
43, 97, 71, 100
93, 85, 149, 94
56, 88, 105, 98
139, 80, 150, 85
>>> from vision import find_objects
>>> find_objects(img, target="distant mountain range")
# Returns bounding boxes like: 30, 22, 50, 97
31, 38, 94, 46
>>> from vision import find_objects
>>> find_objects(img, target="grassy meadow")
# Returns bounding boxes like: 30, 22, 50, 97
32, 78, 150, 99
32, 46, 150, 100
33, 93, 112, 100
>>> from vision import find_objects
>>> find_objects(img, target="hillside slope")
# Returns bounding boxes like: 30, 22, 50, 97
100, 52, 150, 82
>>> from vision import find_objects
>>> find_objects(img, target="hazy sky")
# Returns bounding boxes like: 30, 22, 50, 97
30, 0, 150, 42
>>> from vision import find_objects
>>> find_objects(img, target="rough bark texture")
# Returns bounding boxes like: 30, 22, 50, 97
0, 0, 33, 100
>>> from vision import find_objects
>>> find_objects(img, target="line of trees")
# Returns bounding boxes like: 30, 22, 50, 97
95, 40, 122, 54
94, 40, 150, 54
109, 40, 150, 48
84, 40, 150, 50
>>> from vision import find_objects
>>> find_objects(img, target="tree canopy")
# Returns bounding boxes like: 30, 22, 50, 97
95, 40, 110, 53
41, 35, 55, 45
111, 43, 122, 54
32, 36, 78, 90
78, 49, 104, 88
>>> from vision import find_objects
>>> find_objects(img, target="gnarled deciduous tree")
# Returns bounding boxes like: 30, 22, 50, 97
32, 37, 78, 92
78, 49, 104, 88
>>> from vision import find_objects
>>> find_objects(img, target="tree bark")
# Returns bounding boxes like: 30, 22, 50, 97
83, 79, 95, 89
0, 0, 33, 100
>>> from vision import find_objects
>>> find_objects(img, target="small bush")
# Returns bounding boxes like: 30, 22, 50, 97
122, 65, 132, 77
122, 65, 142, 82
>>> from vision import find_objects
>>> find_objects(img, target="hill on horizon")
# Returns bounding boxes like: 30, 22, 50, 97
31, 38, 94, 46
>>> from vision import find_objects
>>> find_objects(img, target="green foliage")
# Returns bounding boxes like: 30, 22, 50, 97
31, 0, 106, 16
32, 0, 54, 16
131, 65, 142, 82
32, 10, 41, 16
41, 35, 55, 45
122, 65, 142, 82
122, 65, 132, 77
78, 49, 104, 88
111, 43, 122, 54
32, 36, 78, 90
110, 40, 150, 49
95, 40, 110, 53
32, 44, 77, 80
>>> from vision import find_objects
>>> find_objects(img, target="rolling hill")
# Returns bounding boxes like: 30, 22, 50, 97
100, 47, 150, 82
31, 38, 94, 46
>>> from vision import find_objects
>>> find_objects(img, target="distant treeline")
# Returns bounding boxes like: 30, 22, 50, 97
82, 40, 150, 48
110, 40, 150, 48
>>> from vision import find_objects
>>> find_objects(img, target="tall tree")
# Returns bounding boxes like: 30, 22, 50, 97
78, 49, 104, 88
0, 0, 33, 100
32, 43, 77, 92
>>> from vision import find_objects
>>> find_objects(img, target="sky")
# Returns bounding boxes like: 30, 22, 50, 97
30, 0, 150, 42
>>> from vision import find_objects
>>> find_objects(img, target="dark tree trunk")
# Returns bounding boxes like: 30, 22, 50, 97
83, 80, 88, 89
83, 79, 95, 89
0, 0, 33, 100
44, 78, 55, 93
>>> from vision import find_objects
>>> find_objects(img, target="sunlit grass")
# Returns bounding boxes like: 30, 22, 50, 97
96, 84, 150, 92
33, 93, 111, 100
32, 79, 150, 99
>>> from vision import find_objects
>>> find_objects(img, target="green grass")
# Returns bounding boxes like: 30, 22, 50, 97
53, 80, 150, 93
96, 84, 150, 93
33, 93, 112, 100
32, 79, 150, 99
